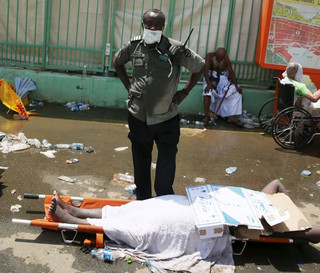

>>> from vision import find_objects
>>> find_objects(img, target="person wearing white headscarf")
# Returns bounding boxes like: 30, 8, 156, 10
281, 62, 320, 108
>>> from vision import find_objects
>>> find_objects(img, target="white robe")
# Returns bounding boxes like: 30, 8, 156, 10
87, 195, 234, 273
203, 72, 242, 118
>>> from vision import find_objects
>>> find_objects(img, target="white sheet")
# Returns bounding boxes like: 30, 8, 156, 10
87, 195, 234, 273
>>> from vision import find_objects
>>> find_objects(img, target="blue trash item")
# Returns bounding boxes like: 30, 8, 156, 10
14, 77, 37, 99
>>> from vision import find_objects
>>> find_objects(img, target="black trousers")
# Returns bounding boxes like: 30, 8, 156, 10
128, 112, 180, 200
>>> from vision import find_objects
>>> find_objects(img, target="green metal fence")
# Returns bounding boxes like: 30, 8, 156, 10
0, 0, 109, 73
0, 0, 276, 85
108, 0, 276, 85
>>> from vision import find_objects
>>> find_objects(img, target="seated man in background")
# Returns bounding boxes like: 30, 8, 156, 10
202, 47, 242, 125
281, 62, 320, 113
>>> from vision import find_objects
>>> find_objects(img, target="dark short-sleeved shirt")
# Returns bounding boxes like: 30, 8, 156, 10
114, 36, 205, 125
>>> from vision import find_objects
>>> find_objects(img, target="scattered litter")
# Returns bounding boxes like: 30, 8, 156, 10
28, 138, 41, 148
42, 139, 53, 149
66, 158, 79, 164
9, 143, 30, 152
127, 258, 132, 264
316, 181, 320, 187
226, 167, 237, 174
180, 118, 190, 125
194, 177, 206, 183
40, 150, 57, 158
112, 173, 134, 187
11, 189, 16, 194
317, 170, 320, 175
0, 166, 9, 175
252, 181, 257, 185
301, 170, 311, 179
125, 184, 137, 192
125, 124, 129, 129
10, 204, 22, 212
84, 146, 95, 153
65, 102, 90, 111
17, 195, 22, 201
238, 110, 260, 129
279, 177, 284, 181
17, 132, 28, 143
151, 163, 156, 170
117, 173, 134, 183
58, 176, 76, 183
114, 146, 128, 152
0, 132, 5, 141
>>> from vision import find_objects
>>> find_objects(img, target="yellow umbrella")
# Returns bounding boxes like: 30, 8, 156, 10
0, 78, 29, 119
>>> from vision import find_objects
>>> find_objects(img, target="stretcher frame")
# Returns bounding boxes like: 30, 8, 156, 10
12, 193, 132, 248
12, 193, 309, 252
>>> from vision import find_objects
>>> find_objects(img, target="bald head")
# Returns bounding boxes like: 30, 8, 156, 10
215, 47, 227, 61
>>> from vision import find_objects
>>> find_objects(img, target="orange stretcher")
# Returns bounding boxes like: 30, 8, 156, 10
12, 193, 132, 248
12, 193, 308, 252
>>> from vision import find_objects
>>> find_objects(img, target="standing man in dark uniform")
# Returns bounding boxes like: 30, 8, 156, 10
113, 8, 205, 200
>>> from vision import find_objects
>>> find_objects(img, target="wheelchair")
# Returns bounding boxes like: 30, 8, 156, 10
258, 78, 320, 149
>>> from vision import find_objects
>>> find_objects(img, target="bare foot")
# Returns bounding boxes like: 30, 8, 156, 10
48, 197, 89, 225
53, 190, 74, 214
48, 197, 72, 222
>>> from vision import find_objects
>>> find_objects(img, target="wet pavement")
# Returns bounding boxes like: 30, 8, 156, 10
1, 103, 320, 273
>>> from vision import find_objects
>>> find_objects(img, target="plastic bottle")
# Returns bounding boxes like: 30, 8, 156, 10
42, 139, 53, 149
1, 139, 10, 154
54, 144, 71, 149
28, 138, 41, 148
118, 173, 134, 183
12, 114, 28, 120
71, 143, 84, 150
78, 104, 90, 111
146, 258, 167, 273
91, 248, 118, 262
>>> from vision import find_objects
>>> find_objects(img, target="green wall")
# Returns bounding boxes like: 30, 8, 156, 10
0, 67, 275, 116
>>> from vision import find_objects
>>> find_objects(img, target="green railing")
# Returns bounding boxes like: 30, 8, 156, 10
108, 0, 276, 85
0, 0, 109, 73
0, 0, 276, 85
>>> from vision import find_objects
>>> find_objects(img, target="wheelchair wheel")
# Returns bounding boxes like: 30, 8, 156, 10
272, 106, 314, 149
258, 97, 278, 133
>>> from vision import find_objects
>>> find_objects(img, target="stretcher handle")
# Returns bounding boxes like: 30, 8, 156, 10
24, 193, 46, 199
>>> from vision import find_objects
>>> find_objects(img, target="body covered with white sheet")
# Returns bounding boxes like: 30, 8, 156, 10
87, 195, 234, 273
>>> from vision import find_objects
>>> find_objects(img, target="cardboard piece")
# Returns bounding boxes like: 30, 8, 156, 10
235, 193, 312, 239
186, 185, 311, 239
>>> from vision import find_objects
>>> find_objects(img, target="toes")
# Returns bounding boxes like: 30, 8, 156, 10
48, 197, 57, 214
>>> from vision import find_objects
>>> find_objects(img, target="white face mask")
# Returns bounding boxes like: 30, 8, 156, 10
143, 28, 162, 44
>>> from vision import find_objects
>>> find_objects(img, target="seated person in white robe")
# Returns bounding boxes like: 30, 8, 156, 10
280, 62, 320, 117
202, 47, 242, 124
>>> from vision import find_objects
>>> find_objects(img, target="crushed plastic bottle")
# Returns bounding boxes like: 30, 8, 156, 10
301, 170, 311, 179
54, 144, 71, 149
42, 139, 53, 149
146, 258, 167, 273
71, 143, 84, 150
225, 167, 237, 174
180, 118, 189, 125
78, 103, 90, 111
118, 173, 134, 183
28, 138, 41, 148
91, 248, 119, 262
